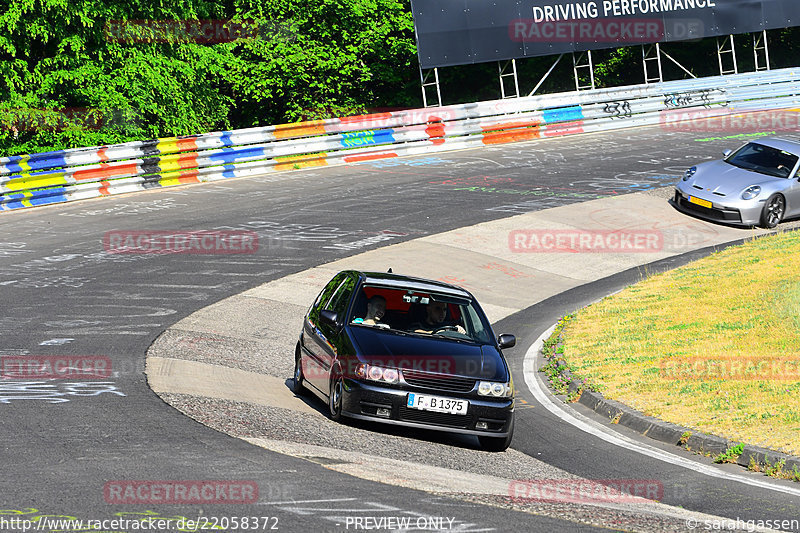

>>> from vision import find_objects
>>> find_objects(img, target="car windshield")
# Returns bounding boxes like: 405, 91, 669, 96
725, 142, 798, 178
349, 285, 493, 343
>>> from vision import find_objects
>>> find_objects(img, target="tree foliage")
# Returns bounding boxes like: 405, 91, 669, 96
0, 0, 417, 155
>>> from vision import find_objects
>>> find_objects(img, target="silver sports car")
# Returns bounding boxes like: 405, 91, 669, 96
673, 137, 800, 228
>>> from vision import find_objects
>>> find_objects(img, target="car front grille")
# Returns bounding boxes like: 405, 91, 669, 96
399, 406, 471, 428
675, 193, 742, 222
401, 369, 476, 393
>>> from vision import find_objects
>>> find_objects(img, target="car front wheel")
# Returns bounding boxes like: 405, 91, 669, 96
328, 372, 344, 421
760, 194, 785, 229
478, 417, 514, 452
292, 348, 306, 395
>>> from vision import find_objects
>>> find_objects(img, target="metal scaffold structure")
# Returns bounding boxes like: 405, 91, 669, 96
419, 29, 778, 104
410, 0, 794, 106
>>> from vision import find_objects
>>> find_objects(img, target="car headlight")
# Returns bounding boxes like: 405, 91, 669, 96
741, 185, 761, 200
478, 380, 512, 398
356, 363, 400, 384
682, 166, 697, 181
382, 368, 399, 383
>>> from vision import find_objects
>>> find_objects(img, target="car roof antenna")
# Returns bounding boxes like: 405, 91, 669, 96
387, 267, 393, 273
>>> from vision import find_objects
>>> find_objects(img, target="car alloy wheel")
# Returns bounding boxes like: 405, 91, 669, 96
292, 350, 305, 395
329, 372, 344, 421
760, 194, 785, 229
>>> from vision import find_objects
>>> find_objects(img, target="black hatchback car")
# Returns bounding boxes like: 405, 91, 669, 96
294, 270, 516, 451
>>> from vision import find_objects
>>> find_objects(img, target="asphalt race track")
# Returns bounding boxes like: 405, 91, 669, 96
2, 126, 798, 532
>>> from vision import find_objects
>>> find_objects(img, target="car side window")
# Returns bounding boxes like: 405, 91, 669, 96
325, 275, 356, 318
462, 304, 492, 343
308, 272, 347, 325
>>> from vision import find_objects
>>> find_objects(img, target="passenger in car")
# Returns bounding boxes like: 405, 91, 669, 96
362, 295, 387, 326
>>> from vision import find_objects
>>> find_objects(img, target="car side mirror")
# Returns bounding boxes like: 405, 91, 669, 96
723, 149, 732, 158
320, 310, 339, 327
497, 334, 516, 349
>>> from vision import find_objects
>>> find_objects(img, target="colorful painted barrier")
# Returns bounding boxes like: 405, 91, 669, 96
2, 67, 800, 211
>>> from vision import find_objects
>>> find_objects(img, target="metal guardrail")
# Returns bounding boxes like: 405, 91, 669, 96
2, 68, 799, 211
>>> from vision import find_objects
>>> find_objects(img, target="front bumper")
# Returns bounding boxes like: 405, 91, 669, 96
672, 186, 764, 226
340, 379, 514, 437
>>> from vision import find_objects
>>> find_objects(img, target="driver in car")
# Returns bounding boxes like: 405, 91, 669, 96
414, 301, 466, 334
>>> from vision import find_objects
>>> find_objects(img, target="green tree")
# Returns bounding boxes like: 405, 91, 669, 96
0, 0, 418, 156
227, 0, 417, 125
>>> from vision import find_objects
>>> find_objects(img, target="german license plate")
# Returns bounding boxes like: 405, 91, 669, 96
689, 196, 712, 209
407, 393, 468, 415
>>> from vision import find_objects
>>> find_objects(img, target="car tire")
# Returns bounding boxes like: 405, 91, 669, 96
760, 194, 785, 229
478, 416, 514, 452
292, 348, 306, 395
328, 371, 344, 422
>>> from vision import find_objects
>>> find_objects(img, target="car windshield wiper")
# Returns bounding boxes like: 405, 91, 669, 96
428, 330, 476, 342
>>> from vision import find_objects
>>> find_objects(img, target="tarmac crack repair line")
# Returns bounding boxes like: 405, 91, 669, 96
523, 325, 800, 498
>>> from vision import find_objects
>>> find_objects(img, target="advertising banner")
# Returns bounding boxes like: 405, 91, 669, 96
411, 0, 800, 68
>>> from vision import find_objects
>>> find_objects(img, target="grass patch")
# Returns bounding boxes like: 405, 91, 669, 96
713, 443, 745, 464
558, 230, 800, 456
